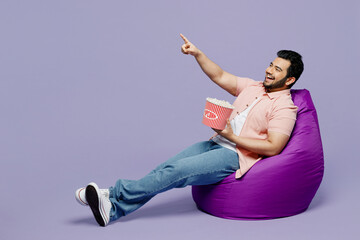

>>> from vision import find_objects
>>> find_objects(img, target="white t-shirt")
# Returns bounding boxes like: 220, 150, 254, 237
212, 98, 260, 152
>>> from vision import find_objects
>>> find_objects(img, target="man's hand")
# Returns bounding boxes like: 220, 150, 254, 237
180, 33, 200, 57
180, 33, 238, 96
214, 121, 291, 156
212, 120, 235, 141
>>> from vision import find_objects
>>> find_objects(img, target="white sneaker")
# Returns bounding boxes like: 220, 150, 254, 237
86, 182, 112, 227
75, 187, 109, 206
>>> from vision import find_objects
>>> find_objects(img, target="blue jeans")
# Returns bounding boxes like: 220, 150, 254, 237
108, 140, 239, 221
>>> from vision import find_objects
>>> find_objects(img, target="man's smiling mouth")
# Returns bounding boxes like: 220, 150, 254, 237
265, 74, 275, 81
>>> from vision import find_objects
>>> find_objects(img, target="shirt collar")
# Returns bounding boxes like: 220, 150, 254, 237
263, 88, 291, 99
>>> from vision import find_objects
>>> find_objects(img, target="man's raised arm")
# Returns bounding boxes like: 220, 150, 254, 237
180, 34, 238, 96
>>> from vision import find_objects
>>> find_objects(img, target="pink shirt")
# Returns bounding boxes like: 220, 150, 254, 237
221, 77, 298, 179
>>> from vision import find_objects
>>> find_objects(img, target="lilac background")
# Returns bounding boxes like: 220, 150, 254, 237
0, 0, 359, 239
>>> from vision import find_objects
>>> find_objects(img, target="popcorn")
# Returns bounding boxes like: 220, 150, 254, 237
202, 97, 235, 130
206, 97, 235, 109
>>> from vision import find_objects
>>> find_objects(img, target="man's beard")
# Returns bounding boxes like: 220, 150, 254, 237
263, 76, 287, 91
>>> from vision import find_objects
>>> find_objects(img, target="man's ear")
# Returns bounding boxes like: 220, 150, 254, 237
285, 77, 296, 86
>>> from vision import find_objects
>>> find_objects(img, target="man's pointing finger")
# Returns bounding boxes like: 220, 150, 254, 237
180, 33, 189, 43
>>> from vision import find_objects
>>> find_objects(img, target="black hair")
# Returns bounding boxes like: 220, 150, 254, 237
277, 50, 304, 88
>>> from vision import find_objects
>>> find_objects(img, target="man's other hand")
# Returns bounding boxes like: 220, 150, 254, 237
212, 120, 234, 141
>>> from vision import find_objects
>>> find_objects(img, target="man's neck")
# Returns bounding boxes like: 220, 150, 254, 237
265, 86, 289, 93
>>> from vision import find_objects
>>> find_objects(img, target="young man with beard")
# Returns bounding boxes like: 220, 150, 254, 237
75, 34, 304, 226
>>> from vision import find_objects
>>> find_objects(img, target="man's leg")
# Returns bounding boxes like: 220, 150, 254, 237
147, 141, 220, 174
108, 141, 239, 221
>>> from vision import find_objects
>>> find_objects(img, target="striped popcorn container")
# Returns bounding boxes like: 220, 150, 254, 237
202, 98, 235, 130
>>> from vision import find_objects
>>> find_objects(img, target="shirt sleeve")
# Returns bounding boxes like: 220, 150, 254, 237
268, 98, 298, 136
235, 77, 258, 96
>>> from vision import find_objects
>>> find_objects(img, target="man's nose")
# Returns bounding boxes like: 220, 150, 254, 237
266, 67, 274, 74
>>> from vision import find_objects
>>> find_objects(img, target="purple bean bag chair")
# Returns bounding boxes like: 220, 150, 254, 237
192, 89, 324, 220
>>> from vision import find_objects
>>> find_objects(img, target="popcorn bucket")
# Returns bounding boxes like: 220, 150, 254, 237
202, 98, 234, 130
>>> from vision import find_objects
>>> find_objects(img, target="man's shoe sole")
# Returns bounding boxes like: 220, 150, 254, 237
86, 185, 106, 227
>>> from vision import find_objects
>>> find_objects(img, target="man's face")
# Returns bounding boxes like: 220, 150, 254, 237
263, 57, 291, 91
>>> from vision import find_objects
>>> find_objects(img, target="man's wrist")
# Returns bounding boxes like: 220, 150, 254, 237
226, 133, 237, 144
193, 49, 203, 58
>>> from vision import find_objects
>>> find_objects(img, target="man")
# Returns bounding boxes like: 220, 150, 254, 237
75, 34, 304, 227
